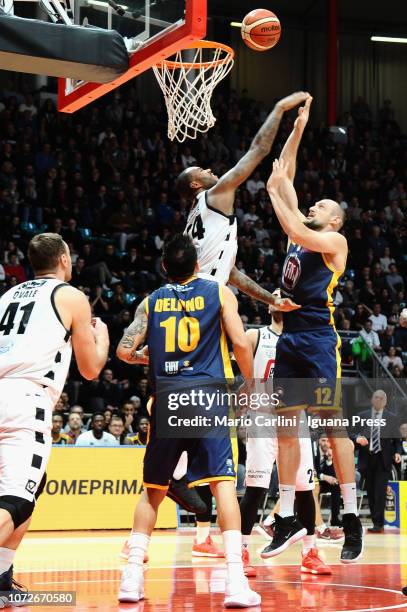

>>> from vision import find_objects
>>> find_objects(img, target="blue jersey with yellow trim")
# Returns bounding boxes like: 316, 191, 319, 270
280, 242, 344, 332
146, 276, 233, 387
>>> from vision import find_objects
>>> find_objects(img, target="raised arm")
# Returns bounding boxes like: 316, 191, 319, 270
220, 285, 253, 380
116, 299, 149, 364
277, 96, 313, 222
228, 266, 299, 311
268, 159, 347, 257
207, 91, 310, 214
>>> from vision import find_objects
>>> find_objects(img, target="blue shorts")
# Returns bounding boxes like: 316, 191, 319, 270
274, 328, 342, 411
143, 433, 235, 490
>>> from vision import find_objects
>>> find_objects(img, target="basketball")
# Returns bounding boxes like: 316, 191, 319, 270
241, 8, 281, 51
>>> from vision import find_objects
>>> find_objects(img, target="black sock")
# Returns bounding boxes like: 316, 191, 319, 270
240, 486, 268, 536
295, 490, 316, 535
195, 485, 213, 523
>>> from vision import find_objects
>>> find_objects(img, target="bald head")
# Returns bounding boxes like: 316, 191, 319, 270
305, 199, 345, 232
372, 389, 387, 411
176, 166, 218, 200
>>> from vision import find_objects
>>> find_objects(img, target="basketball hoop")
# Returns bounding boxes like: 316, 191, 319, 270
153, 40, 234, 143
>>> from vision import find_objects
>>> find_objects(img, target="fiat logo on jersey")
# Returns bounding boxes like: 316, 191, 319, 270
282, 254, 301, 291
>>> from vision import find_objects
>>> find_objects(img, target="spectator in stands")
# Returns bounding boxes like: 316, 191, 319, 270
76, 412, 119, 446
65, 413, 86, 443
386, 264, 404, 298
127, 416, 149, 445
369, 304, 387, 334
360, 320, 381, 352
51, 414, 72, 445
89, 368, 122, 411
382, 347, 404, 373
109, 413, 127, 445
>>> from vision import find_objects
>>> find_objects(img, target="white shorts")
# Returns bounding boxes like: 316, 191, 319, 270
245, 435, 315, 491
0, 379, 53, 502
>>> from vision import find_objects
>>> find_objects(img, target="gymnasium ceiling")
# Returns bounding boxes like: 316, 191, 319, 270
208, 0, 407, 33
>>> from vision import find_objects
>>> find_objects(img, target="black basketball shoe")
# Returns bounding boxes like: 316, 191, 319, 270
260, 514, 307, 558
0, 565, 28, 608
341, 513, 364, 563
167, 476, 208, 514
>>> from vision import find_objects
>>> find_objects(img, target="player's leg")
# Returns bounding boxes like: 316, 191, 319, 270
192, 485, 224, 557
189, 438, 260, 608
240, 435, 276, 575
118, 435, 184, 603
296, 436, 332, 574
311, 329, 363, 563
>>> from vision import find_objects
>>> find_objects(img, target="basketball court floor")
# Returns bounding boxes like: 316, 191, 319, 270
15, 529, 407, 610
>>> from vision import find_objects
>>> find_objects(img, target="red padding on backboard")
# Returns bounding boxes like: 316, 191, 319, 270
58, 0, 207, 113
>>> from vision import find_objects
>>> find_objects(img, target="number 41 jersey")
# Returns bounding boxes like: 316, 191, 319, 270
0, 279, 72, 404
184, 191, 237, 285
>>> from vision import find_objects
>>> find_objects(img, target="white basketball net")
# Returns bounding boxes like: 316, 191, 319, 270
153, 43, 234, 143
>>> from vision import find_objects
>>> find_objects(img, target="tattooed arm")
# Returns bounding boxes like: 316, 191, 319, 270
228, 267, 300, 312
116, 299, 149, 364
207, 91, 310, 215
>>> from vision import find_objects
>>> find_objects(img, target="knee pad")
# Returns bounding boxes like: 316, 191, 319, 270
0, 496, 35, 528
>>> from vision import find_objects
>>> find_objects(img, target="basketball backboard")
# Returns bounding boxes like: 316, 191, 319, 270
58, 0, 206, 113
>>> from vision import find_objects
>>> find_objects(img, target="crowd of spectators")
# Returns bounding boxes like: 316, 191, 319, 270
0, 84, 406, 431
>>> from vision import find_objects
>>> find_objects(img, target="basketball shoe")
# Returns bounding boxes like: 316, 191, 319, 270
0, 565, 28, 608
118, 564, 145, 603
192, 535, 224, 557
224, 577, 261, 608
341, 513, 363, 563
301, 548, 332, 575
261, 514, 307, 558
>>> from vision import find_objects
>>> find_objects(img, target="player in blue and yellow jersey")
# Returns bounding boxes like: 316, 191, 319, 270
116, 235, 260, 608
265, 103, 363, 566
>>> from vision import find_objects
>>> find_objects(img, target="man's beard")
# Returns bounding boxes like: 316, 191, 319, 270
304, 218, 323, 230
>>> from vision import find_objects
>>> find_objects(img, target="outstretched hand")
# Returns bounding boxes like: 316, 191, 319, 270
294, 95, 313, 129
276, 91, 311, 112
271, 296, 301, 312
267, 158, 290, 191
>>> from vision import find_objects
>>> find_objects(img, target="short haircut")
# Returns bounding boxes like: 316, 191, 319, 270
28, 233, 66, 272
176, 168, 195, 199
162, 234, 197, 282
92, 412, 105, 422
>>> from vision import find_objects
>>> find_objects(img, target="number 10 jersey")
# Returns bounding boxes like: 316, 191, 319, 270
0, 278, 72, 404
184, 191, 238, 285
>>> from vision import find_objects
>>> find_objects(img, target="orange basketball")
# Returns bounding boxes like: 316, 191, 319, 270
241, 8, 281, 52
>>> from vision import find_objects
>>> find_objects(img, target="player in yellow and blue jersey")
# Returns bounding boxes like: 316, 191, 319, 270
265, 110, 363, 566
116, 235, 260, 608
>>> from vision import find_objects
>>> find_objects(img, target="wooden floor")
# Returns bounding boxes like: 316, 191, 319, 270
14, 528, 407, 611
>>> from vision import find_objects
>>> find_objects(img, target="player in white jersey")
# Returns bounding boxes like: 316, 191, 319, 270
0, 233, 109, 603
239, 292, 332, 577
177, 91, 309, 304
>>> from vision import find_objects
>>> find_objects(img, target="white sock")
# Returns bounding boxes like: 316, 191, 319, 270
263, 513, 275, 527
128, 532, 150, 566
242, 535, 250, 548
278, 484, 296, 518
196, 524, 210, 544
222, 530, 245, 584
340, 483, 358, 516
0, 548, 15, 574
316, 523, 327, 534
302, 535, 316, 554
